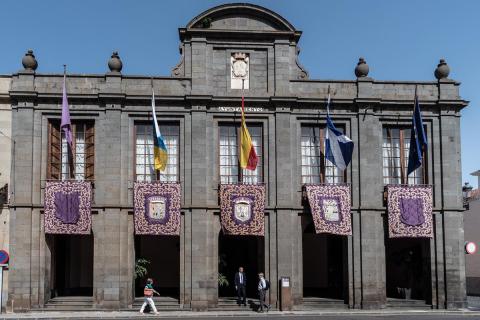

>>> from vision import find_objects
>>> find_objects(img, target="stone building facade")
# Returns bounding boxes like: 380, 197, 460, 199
0, 75, 12, 312
5, 3, 468, 312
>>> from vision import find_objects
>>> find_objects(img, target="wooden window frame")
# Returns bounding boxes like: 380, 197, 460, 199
218, 123, 263, 184
47, 120, 94, 181
133, 122, 180, 182
382, 126, 428, 185
300, 124, 347, 184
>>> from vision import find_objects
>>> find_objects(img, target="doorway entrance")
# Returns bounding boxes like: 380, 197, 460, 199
302, 218, 347, 301
134, 236, 180, 299
218, 233, 264, 299
385, 237, 431, 302
49, 234, 94, 297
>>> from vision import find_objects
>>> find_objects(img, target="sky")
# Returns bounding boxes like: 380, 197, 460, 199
0, 0, 479, 188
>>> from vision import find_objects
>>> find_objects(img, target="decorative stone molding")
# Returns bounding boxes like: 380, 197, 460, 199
171, 44, 185, 77
434, 59, 450, 80
22, 49, 38, 71
231, 52, 249, 89
355, 57, 369, 78
295, 46, 309, 80
108, 51, 123, 73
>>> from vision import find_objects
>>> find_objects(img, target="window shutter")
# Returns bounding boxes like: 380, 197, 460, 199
85, 123, 95, 180
48, 121, 61, 180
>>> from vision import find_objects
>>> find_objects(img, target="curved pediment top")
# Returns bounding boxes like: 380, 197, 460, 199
186, 3, 296, 32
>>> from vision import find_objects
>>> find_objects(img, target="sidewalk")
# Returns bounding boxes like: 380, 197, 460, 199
1, 309, 480, 319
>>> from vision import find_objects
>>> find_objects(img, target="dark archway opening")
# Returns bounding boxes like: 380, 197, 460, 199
49, 234, 94, 297
218, 232, 264, 299
385, 237, 431, 303
302, 217, 348, 302
134, 235, 180, 299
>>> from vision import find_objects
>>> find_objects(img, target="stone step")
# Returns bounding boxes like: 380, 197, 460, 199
214, 297, 275, 312
44, 296, 96, 311
47, 296, 94, 302
131, 297, 182, 311
294, 297, 348, 310
386, 298, 432, 309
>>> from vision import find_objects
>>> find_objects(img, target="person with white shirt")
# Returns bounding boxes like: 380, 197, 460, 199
257, 272, 270, 312
234, 266, 247, 306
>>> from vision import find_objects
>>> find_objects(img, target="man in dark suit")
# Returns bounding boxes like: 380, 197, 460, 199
234, 266, 247, 306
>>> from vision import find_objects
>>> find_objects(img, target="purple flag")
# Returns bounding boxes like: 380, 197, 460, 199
61, 74, 73, 148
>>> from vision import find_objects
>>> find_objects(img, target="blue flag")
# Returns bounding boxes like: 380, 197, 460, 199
325, 94, 354, 170
407, 94, 427, 176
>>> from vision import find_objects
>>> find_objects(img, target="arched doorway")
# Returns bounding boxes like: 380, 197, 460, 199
302, 216, 347, 302
385, 237, 431, 304
218, 232, 264, 301
48, 234, 94, 297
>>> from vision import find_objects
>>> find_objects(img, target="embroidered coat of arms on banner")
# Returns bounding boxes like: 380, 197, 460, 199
387, 185, 433, 238
133, 181, 181, 235
44, 180, 92, 234
305, 184, 352, 236
219, 184, 265, 236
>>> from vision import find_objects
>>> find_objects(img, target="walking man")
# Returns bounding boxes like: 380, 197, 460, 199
257, 272, 270, 312
235, 266, 247, 306
140, 278, 160, 315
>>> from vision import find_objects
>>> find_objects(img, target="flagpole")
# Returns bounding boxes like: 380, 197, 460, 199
240, 79, 245, 183
63, 64, 75, 180
414, 85, 418, 111
327, 85, 331, 115
151, 77, 160, 181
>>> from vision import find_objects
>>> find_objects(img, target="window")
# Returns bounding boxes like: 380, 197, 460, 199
219, 124, 263, 184
135, 123, 179, 182
301, 126, 344, 184
382, 127, 426, 185
48, 121, 94, 180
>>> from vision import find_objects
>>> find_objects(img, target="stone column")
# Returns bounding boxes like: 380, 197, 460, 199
189, 107, 216, 310
95, 71, 125, 308
8, 69, 36, 311
190, 38, 208, 95
357, 100, 386, 309
274, 109, 302, 304
274, 40, 290, 96
439, 111, 466, 308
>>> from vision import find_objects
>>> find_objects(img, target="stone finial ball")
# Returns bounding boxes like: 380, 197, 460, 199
108, 51, 123, 73
355, 57, 369, 78
22, 49, 38, 71
434, 59, 450, 80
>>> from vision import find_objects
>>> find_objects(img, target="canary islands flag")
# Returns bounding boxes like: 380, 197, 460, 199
240, 94, 258, 170
151, 90, 168, 172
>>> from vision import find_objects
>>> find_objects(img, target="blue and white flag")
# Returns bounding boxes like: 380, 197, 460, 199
407, 93, 427, 176
325, 94, 354, 171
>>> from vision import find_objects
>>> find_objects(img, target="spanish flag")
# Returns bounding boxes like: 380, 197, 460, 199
151, 89, 168, 172
240, 95, 258, 170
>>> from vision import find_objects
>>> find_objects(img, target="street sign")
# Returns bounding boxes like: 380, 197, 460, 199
0, 250, 8, 265
0, 264, 6, 314
465, 242, 477, 255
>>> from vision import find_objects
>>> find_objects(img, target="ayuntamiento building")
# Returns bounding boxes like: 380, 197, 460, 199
4, 3, 469, 312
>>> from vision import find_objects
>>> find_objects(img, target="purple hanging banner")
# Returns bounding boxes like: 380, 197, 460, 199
133, 181, 181, 235
387, 185, 433, 238
305, 184, 352, 236
219, 184, 265, 236
44, 180, 92, 234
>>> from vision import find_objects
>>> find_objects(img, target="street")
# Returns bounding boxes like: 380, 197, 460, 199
2, 312, 480, 320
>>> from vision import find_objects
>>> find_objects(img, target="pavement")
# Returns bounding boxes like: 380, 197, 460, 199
1, 309, 480, 320
1, 296, 480, 320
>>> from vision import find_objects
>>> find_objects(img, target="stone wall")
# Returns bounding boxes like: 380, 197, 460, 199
0, 75, 11, 312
